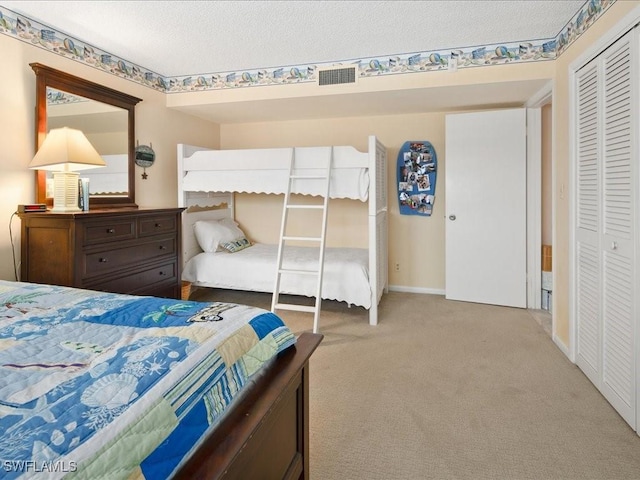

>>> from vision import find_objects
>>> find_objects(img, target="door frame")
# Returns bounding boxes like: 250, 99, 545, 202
525, 84, 552, 313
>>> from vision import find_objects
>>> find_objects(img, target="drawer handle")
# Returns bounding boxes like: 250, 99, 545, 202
155, 223, 162, 228
99, 257, 108, 263
106, 228, 115, 234
159, 271, 166, 276
159, 245, 166, 250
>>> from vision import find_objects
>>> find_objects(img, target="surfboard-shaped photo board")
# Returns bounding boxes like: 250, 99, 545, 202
397, 141, 437, 216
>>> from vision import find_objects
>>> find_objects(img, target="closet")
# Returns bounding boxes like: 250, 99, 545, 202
574, 27, 639, 431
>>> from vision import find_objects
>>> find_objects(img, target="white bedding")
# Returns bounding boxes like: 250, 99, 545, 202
181, 167, 369, 201
182, 243, 372, 308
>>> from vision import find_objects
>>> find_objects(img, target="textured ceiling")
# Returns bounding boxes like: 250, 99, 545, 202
2, 0, 586, 77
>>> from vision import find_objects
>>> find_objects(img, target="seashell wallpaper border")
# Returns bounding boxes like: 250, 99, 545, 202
0, 0, 615, 94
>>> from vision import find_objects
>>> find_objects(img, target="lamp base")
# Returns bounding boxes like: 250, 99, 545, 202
51, 171, 81, 212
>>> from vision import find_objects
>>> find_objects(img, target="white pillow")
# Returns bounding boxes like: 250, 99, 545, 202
193, 218, 246, 253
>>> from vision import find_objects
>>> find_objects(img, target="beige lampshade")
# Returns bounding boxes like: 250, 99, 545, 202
29, 127, 106, 212
29, 127, 106, 171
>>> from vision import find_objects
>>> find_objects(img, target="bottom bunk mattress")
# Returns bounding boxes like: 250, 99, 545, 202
0, 280, 296, 479
182, 243, 372, 309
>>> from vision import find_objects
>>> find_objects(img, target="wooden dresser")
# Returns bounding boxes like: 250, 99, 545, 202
18, 208, 184, 299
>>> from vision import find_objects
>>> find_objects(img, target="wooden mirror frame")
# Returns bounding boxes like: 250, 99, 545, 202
31, 63, 142, 209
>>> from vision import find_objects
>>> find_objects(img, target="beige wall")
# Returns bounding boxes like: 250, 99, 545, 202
222, 113, 447, 290
552, 1, 640, 346
216, 61, 558, 293
0, 34, 220, 281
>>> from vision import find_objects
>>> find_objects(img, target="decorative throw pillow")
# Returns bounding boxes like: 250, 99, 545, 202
219, 236, 253, 253
193, 217, 246, 252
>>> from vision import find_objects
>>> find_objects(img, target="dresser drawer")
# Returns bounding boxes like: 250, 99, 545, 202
83, 219, 136, 246
83, 237, 176, 278
139, 214, 177, 237
89, 261, 177, 295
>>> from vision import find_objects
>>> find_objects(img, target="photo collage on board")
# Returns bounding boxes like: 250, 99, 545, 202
397, 141, 437, 216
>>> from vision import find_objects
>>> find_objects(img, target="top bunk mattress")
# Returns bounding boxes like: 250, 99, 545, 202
179, 144, 372, 201
181, 168, 369, 200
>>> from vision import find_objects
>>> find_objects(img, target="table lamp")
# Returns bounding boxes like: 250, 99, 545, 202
29, 127, 106, 212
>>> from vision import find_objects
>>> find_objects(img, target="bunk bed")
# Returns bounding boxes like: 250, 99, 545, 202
0, 280, 322, 479
177, 136, 388, 326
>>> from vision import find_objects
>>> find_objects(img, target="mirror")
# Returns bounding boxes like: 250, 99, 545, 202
31, 63, 141, 209
46, 88, 129, 196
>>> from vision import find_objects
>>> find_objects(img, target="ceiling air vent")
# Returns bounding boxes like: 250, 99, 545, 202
317, 65, 358, 86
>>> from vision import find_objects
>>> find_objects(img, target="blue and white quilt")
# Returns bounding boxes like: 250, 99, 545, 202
0, 281, 296, 479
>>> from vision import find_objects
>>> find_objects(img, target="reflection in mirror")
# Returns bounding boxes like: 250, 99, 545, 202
46, 88, 129, 196
31, 63, 142, 209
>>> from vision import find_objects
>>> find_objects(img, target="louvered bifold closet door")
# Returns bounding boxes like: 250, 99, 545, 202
600, 31, 637, 428
575, 29, 638, 431
575, 58, 602, 387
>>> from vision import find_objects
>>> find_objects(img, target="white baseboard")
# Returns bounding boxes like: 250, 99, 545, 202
553, 333, 572, 361
387, 285, 445, 296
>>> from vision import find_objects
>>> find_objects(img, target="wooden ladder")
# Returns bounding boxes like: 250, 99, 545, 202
271, 147, 332, 333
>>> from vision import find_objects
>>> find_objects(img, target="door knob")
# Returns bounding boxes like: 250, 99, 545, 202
449, 215, 456, 221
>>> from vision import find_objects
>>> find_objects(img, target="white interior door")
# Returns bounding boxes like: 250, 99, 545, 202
445, 109, 527, 308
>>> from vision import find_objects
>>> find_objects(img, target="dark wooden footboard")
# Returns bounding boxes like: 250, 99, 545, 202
173, 332, 323, 480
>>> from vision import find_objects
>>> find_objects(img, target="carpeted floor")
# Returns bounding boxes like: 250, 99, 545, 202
190, 287, 640, 480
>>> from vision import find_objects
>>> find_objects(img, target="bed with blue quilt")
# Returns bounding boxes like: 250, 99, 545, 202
0, 280, 322, 479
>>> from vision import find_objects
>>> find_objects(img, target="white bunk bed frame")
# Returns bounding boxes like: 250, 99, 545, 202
177, 135, 388, 325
